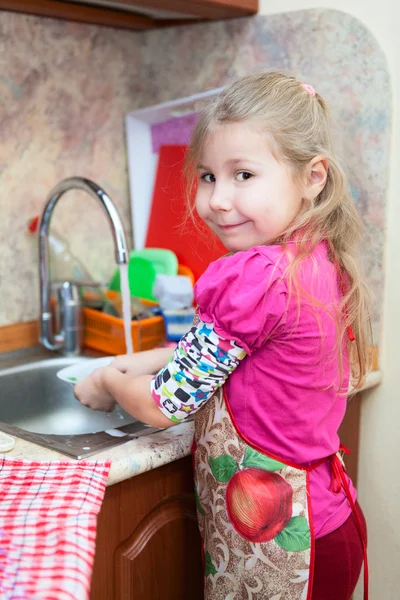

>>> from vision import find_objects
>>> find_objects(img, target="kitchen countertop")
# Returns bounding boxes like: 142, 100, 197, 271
3, 369, 383, 487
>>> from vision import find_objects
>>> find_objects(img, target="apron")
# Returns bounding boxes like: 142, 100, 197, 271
192, 385, 368, 600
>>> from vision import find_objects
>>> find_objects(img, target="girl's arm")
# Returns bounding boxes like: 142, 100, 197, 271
74, 368, 174, 429
108, 347, 175, 377
75, 320, 246, 427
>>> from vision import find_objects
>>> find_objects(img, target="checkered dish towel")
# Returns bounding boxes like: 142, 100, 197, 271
0, 457, 111, 600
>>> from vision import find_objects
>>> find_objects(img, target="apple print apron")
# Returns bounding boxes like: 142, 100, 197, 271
192, 385, 368, 600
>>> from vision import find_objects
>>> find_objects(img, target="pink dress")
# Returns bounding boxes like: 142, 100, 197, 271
195, 241, 356, 538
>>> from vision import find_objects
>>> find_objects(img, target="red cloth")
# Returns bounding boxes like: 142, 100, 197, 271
0, 457, 110, 599
312, 501, 367, 599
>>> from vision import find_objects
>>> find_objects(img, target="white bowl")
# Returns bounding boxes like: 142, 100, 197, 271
57, 356, 115, 387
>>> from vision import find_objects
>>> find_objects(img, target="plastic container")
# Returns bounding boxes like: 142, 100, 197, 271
110, 256, 157, 302
177, 264, 195, 286
109, 248, 179, 302
83, 291, 165, 355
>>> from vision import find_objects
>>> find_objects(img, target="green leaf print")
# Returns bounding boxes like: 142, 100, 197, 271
242, 446, 286, 472
275, 516, 311, 552
194, 486, 205, 516
205, 552, 218, 576
209, 455, 238, 483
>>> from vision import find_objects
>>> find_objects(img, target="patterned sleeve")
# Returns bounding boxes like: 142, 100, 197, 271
150, 318, 246, 423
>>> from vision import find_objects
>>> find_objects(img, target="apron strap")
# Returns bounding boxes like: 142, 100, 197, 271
330, 446, 369, 600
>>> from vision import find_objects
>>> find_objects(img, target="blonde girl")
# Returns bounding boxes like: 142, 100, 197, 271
76, 71, 371, 600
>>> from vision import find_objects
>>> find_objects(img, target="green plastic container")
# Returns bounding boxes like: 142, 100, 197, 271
109, 248, 178, 301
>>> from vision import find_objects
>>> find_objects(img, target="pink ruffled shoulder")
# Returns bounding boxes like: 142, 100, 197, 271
194, 246, 288, 354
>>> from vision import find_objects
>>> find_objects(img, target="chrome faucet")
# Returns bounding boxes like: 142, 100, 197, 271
39, 177, 129, 355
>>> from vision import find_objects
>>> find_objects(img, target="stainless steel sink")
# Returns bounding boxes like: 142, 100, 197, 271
0, 357, 136, 435
0, 348, 159, 459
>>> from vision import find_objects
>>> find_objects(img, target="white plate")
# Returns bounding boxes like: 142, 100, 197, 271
57, 356, 115, 387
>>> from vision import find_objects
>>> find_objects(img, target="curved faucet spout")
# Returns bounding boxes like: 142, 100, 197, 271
39, 177, 129, 352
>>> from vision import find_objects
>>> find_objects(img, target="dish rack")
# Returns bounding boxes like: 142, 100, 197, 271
83, 292, 165, 355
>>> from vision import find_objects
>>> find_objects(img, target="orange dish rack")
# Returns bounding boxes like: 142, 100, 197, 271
83, 292, 165, 355
82, 265, 195, 355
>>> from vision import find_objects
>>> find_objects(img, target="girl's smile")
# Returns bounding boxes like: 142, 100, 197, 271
217, 221, 250, 231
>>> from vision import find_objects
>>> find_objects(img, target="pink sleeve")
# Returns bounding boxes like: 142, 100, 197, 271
194, 248, 288, 354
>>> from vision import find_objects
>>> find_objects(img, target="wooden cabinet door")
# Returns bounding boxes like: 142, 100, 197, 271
91, 456, 203, 600
114, 493, 203, 599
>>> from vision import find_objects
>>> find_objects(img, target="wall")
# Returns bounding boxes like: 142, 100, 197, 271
0, 14, 142, 325
258, 1, 399, 598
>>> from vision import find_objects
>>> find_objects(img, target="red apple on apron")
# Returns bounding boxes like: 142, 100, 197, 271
226, 467, 293, 542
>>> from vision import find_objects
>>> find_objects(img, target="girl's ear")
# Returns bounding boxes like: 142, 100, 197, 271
303, 155, 328, 201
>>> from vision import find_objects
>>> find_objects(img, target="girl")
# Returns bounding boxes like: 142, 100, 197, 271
75, 71, 371, 600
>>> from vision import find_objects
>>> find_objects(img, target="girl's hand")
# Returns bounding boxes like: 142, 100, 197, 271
76, 367, 175, 429
74, 368, 116, 412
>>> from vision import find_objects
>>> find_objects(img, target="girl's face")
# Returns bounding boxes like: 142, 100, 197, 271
195, 122, 304, 252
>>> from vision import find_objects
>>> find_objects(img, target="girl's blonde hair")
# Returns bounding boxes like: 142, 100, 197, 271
185, 71, 372, 387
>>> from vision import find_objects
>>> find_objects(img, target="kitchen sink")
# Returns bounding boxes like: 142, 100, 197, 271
0, 357, 136, 435
0, 348, 159, 459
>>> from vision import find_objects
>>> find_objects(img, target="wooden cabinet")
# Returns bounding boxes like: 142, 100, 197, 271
90, 394, 361, 599
338, 392, 362, 485
91, 456, 203, 600
0, 1, 259, 31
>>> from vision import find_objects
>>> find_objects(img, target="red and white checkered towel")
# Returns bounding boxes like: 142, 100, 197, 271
0, 457, 111, 600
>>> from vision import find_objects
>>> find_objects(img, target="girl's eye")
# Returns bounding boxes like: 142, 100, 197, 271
201, 173, 215, 183
236, 171, 253, 181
